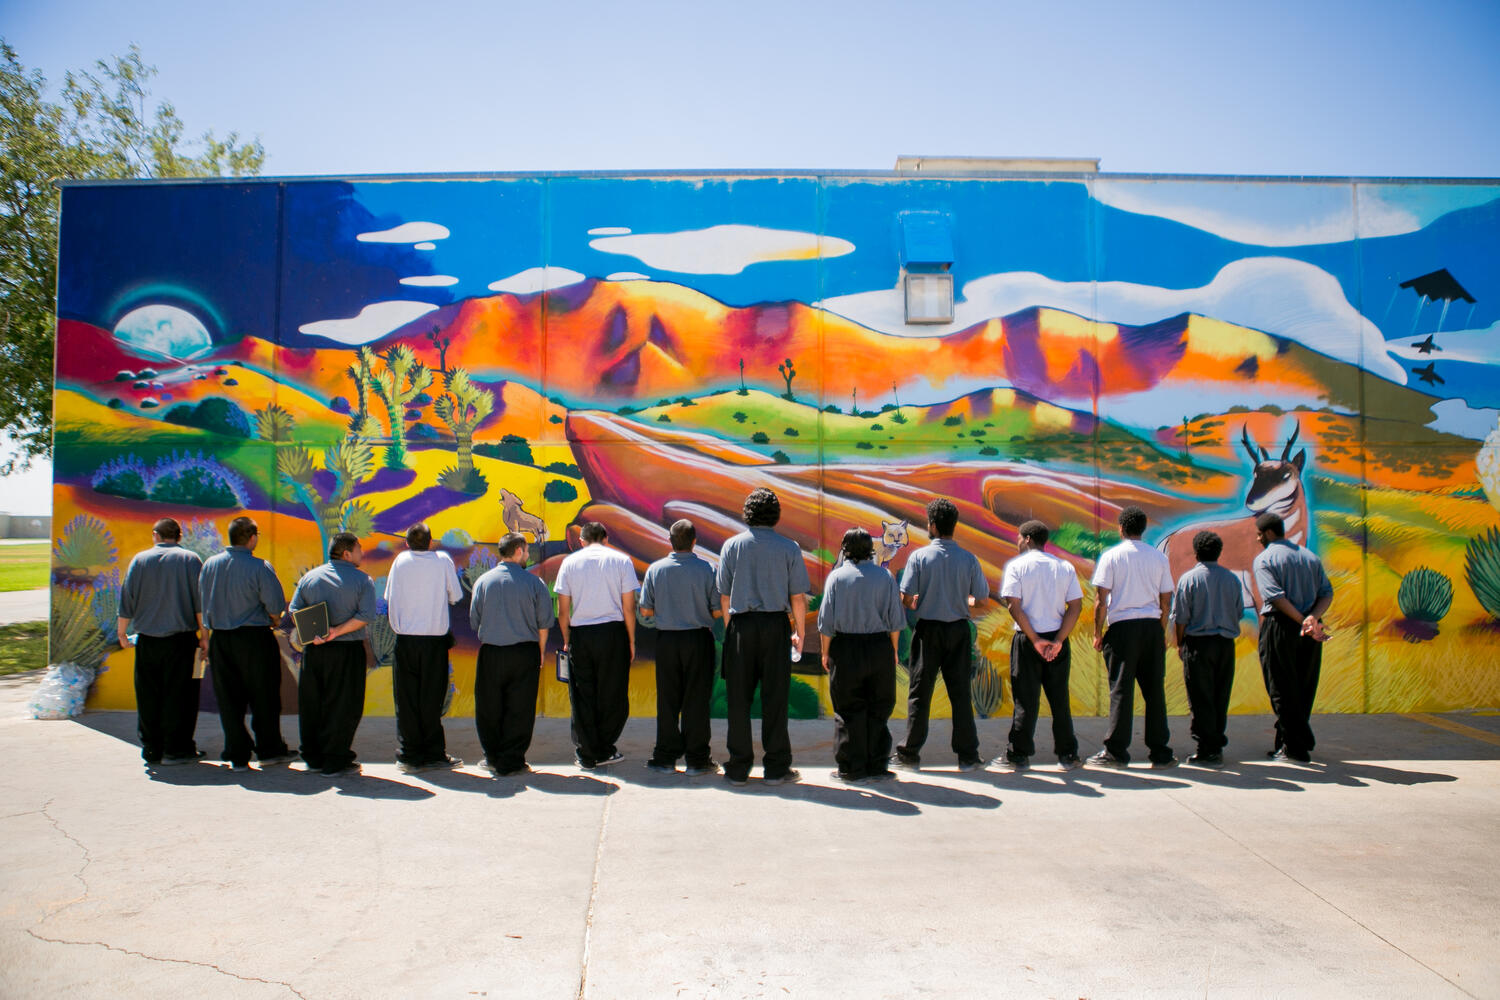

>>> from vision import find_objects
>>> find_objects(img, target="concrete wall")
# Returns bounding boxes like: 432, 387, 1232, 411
50, 172, 1500, 716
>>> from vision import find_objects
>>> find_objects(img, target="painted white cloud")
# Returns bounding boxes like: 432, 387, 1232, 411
356, 222, 450, 244
1387, 321, 1500, 366
487, 266, 586, 295
820, 256, 1407, 383
590, 224, 855, 275
606, 271, 650, 282
1428, 398, 1500, 440
298, 301, 439, 345
1095, 179, 1500, 247
399, 275, 460, 287
414, 241, 437, 251
589, 226, 631, 236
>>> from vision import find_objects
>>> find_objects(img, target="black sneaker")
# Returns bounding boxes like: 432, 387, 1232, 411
829, 769, 865, 785
1186, 752, 1224, 768
597, 752, 625, 767
1270, 748, 1311, 764
161, 750, 207, 766
684, 760, 721, 776
956, 757, 984, 772
576, 756, 597, 770
1057, 755, 1083, 771
725, 773, 749, 787
992, 753, 1029, 770
1086, 750, 1128, 769
645, 760, 677, 774
495, 763, 532, 777
322, 763, 360, 777
866, 769, 897, 782
891, 752, 921, 771
762, 769, 801, 786
258, 751, 299, 766
1150, 756, 1180, 770
429, 755, 463, 769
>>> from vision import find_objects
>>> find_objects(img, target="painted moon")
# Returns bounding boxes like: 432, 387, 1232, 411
113, 305, 214, 359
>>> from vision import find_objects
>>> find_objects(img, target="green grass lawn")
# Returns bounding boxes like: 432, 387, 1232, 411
0, 622, 47, 675
0, 543, 49, 592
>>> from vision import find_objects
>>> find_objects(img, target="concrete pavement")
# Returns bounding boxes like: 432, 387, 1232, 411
1, 668, 1497, 999
0, 587, 47, 626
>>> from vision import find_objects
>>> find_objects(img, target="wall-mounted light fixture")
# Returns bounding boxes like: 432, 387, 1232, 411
900, 211, 954, 325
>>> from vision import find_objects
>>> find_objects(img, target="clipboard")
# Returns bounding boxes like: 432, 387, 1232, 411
192, 646, 207, 680
292, 602, 331, 645
555, 649, 571, 683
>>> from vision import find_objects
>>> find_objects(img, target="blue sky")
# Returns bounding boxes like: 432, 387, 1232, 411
5, 0, 1500, 512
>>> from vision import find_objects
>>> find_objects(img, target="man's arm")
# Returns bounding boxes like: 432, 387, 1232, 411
790, 592, 808, 654
1158, 593, 1171, 633
622, 590, 637, 661
1057, 597, 1082, 648
901, 592, 919, 611
116, 615, 132, 650
1092, 586, 1111, 651
557, 594, 572, 649
314, 616, 368, 644
1005, 596, 1053, 659
537, 626, 549, 650
445, 556, 463, 605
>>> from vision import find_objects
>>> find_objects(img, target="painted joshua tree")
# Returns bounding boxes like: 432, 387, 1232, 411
433, 367, 494, 494
276, 413, 378, 555
359, 344, 433, 470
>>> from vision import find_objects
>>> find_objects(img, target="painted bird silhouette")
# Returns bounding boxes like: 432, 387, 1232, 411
1410, 333, 1441, 355
1413, 361, 1445, 386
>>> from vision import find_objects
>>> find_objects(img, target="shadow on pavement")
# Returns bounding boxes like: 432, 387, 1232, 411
867, 777, 1001, 810
749, 778, 921, 816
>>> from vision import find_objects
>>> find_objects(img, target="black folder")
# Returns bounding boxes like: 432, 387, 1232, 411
292, 602, 330, 644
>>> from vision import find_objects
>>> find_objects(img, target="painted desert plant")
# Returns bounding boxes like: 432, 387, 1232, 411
53, 515, 116, 576
181, 519, 225, 562
1464, 528, 1500, 620
433, 368, 494, 480
254, 403, 296, 442
50, 582, 111, 669
277, 434, 377, 555
361, 344, 433, 469
971, 657, 1006, 719
148, 452, 249, 508
463, 545, 498, 592
1397, 567, 1453, 623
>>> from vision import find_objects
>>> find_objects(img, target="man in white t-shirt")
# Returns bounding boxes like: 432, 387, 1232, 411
996, 520, 1083, 770
385, 522, 465, 772
1089, 506, 1177, 768
554, 522, 639, 769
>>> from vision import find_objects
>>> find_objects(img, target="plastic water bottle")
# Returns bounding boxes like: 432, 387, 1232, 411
790, 644, 802, 664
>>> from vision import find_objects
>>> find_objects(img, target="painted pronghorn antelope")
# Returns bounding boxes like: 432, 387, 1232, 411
1160, 423, 1309, 611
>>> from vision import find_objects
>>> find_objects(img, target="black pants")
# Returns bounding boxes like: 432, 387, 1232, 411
829, 632, 897, 778
1101, 618, 1173, 764
1007, 629, 1078, 758
1182, 634, 1235, 755
723, 611, 793, 781
899, 619, 979, 763
134, 631, 201, 762
208, 627, 288, 766
567, 621, 630, 766
1258, 613, 1321, 758
298, 641, 367, 772
475, 641, 541, 772
393, 633, 452, 764
651, 628, 716, 767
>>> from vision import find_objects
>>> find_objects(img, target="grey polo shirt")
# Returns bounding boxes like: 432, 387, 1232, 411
1170, 562, 1243, 639
1253, 539, 1333, 617
470, 562, 556, 647
289, 560, 377, 642
640, 551, 719, 631
818, 561, 906, 637
200, 546, 286, 630
899, 538, 988, 622
119, 542, 203, 637
717, 527, 811, 615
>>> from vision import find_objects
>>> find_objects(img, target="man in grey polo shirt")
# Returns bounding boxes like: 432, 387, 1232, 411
1170, 530, 1244, 768
894, 497, 990, 772
640, 519, 721, 776
289, 532, 377, 776
554, 522, 638, 770
199, 516, 293, 771
117, 518, 206, 767
470, 532, 556, 776
819, 527, 907, 784
1252, 511, 1333, 764
716, 487, 811, 786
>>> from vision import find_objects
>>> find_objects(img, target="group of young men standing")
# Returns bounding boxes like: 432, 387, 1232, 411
116, 487, 1333, 781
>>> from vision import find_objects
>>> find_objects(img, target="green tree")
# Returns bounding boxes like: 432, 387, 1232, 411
433, 367, 494, 474
361, 344, 433, 469
0, 42, 264, 471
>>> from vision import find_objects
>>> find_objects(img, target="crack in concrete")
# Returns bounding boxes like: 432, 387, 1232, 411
1166, 790, 1477, 999
30, 799, 309, 1000
575, 782, 618, 1000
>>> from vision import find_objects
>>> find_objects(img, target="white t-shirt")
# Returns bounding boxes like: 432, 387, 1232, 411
1000, 550, 1082, 632
554, 544, 639, 626
385, 549, 463, 635
1091, 539, 1174, 626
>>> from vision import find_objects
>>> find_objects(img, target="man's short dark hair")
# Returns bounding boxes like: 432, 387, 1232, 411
669, 519, 696, 552
1118, 506, 1148, 538
152, 518, 182, 542
927, 498, 959, 538
1255, 511, 1286, 537
1018, 520, 1050, 547
228, 516, 257, 547
580, 521, 608, 544
840, 527, 874, 563
329, 532, 360, 561
406, 523, 432, 551
743, 487, 781, 527
1192, 530, 1223, 562
498, 532, 528, 559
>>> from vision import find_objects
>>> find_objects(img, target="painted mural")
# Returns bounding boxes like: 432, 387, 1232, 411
50, 173, 1500, 720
